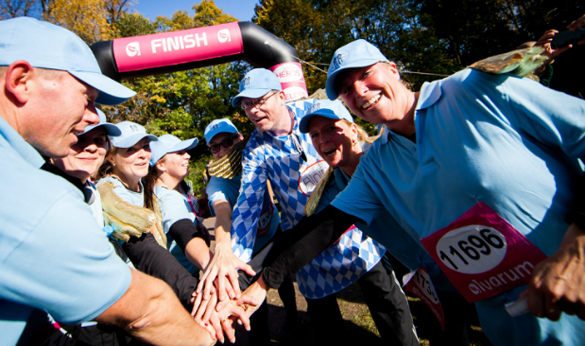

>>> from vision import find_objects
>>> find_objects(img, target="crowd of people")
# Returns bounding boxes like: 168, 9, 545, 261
1, 12, 584, 346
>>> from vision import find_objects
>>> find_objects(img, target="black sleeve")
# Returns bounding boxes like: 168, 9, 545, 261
122, 233, 198, 310
566, 172, 585, 229
261, 205, 359, 288
168, 219, 204, 251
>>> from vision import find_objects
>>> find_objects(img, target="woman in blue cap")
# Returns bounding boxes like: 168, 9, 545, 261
44, 113, 215, 345
299, 99, 475, 345
144, 134, 212, 277
95, 122, 208, 313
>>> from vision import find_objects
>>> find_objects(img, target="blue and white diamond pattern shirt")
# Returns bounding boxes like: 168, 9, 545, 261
231, 99, 385, 298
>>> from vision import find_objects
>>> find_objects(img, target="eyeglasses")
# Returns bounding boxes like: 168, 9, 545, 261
208, 134, 239, 154
240, 91, 279, 111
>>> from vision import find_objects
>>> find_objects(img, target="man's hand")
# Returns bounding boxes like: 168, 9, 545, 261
196, 242, 255, 303
526, 224, 585, 321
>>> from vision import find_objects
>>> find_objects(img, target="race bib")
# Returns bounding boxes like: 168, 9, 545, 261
421, 202, 547, 303
403, 267, 445, 330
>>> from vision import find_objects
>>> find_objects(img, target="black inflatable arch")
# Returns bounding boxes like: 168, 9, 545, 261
91, 22, 308, 101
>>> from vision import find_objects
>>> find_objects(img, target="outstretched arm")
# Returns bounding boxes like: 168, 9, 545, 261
96, 269, 215, 346
193, 200, 255, 322
261, 205, 359, 288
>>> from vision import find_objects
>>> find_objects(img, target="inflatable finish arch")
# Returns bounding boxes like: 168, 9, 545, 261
91, 21, 308, 102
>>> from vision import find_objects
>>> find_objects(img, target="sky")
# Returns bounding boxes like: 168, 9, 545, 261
130, 0, 260, 22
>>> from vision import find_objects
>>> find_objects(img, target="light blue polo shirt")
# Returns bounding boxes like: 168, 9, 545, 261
332, 69, 585, 345
207, 174, 279, 254
318, 167, 455, 292
0, 117, 131, 346
154, 184, 200, 275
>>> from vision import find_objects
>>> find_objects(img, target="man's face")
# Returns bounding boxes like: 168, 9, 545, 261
242, 90, 284, 132
208, 132, 242, 160
23, 70, 100, 158
337, 62, 409, 129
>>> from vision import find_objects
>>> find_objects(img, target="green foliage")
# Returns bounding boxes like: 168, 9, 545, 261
103, 1, 251, 163
114, 12, 155, 37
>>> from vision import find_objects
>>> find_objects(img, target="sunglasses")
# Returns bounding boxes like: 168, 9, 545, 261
240, 91, 279, 111
208, 134, 240, 153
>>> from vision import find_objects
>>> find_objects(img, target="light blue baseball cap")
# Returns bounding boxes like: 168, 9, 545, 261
204, 118, 239, 144
325, 39, 389, 100
109, 121, 157, 148
79, 109, 121, 137
231, 68, 282, 106
0, 17, 135, 105
299, 100, 353, 133
150, 134, 198, 166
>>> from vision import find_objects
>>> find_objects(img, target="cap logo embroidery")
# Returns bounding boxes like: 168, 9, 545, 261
332, 51, 348, 69
128, 124, 141, 132
243, 76, 251, 87
309, 103, 323, 113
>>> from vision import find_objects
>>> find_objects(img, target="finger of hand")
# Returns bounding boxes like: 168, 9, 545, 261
236, 262, 256, 277
191, 290, 204, 317
526, 283, 546, 318
237, 294, 260, 307
221, 318, 237, 344
203, 293, 219, 323
217, 272, 229, 301
544, 295, 562, 321
228, 305, 251, 331
203, 275, 219, 301
209, 317, 224, 344
227, 270, 242, 298
224, 276, 237, 300
194, 294, 212, 322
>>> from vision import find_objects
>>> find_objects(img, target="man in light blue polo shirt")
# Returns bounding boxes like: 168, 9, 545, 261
0, 17, 217, 346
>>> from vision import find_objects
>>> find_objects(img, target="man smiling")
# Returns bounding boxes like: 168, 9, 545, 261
0, 17, 215, 346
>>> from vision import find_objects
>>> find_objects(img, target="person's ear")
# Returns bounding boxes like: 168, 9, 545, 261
4, 61, 35, 105
156, 160, 166, 172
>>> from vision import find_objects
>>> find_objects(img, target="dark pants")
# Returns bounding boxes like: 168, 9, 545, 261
236, 229, 298, 346
306, 255, 419, 346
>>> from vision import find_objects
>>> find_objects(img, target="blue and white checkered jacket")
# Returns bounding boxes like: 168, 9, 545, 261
231, 99, 384, 298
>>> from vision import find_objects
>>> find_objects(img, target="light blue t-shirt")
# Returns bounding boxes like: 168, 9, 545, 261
154, 184, 200, 275
332, 69, 585, 345
0, 117, 131, 346
98, 175, 144, 207
207, 174, 279, 254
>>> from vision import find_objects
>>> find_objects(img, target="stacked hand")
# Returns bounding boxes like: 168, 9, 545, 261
191, 242, 258, 343
526, 224, 585, 321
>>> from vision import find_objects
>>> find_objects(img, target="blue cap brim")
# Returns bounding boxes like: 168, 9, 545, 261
325, 58, 382, 100
231, 88, 273, 107
70, 71, 136, 106
81, 123, 121, 137
299, 110, 349, 133
111, 133, 158, 148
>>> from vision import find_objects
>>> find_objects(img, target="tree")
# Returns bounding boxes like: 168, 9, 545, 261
105, 1, 250, 142
416, 0, 585, 67
44, 0, 112, 43
0, 0, 37, 19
